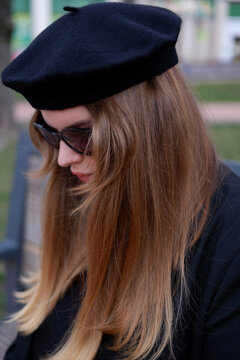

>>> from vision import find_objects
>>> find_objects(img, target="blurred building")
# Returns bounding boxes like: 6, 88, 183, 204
11, 0, 105, 57
11, 0, 240, 64
171, 0, 240, 63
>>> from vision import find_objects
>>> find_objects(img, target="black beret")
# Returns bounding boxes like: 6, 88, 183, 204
1, 2, 181, 110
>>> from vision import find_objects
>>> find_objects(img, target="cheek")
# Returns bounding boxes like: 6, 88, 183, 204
83, 156, 96, 173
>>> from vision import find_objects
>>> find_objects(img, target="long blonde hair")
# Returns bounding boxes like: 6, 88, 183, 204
14, 66, 220, 359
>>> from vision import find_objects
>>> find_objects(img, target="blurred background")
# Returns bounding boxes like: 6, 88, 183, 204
0, 0, 240, 356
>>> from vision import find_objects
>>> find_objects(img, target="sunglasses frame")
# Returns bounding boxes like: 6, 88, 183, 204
33, 113, 92, 156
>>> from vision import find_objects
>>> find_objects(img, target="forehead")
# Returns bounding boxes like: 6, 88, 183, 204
40, 105, 92, 130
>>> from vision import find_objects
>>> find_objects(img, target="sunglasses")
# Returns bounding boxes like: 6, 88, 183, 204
33, 113, 92, 155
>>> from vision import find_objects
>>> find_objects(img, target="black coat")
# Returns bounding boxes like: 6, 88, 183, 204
4, 169, 240, 360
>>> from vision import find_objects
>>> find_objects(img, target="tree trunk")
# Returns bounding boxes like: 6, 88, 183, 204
0, 0, 14, 146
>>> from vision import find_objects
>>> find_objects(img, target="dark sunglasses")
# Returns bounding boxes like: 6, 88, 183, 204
33, 113, 92, 155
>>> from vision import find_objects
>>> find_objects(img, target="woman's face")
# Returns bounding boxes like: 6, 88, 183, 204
41, 105, 96, 183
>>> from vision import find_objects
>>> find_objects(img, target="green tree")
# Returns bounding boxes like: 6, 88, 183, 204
0, 0, 14, 145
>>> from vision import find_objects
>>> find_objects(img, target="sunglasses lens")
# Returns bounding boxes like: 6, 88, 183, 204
35, 125, 60, 148
63, 129, 92, 155
34, 118, 92, 155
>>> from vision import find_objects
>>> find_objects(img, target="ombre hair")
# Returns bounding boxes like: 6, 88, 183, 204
13, 66, 220, 360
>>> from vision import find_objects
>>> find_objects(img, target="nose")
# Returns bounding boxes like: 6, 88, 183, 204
57, 140, 83, 168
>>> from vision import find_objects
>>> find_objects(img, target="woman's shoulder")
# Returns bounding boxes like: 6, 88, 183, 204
178, 167, 240, 360
189, 164, 240, 303
186, 164, 240, 311
192, 166, 240, 269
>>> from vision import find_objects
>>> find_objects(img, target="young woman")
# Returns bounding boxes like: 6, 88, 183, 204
2, 3, 240, 360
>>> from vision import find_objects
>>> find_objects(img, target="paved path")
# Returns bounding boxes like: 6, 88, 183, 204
199, 102, 240, 123
13, 101, 240, 124
181, 63, 240, 82
0, 322, 17, 360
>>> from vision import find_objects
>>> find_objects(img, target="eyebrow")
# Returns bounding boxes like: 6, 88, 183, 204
69, 120, 92, 128
40, 114, 92, 130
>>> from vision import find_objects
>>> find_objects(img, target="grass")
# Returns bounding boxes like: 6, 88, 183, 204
0, 139, 17, 241
0, 139, 17, 319
209, 124, 240, 161
192, 81, 240, 102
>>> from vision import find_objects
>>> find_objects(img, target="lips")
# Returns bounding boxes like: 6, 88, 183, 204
71, 170, 93, 182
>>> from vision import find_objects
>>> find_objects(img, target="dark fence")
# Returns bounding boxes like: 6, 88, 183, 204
0, 129, 47, 313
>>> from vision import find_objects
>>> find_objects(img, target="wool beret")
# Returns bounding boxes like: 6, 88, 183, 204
1, 2, 181, 110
